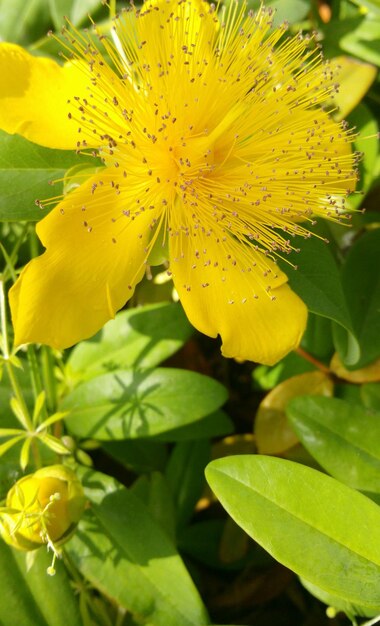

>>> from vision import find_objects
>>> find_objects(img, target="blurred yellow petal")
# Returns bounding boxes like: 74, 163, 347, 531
10, 171, 159, 348
169, 231, 307, 365
0, 43, 92, 149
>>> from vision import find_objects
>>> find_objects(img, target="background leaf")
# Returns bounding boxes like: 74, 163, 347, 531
67, 469, 210, 626
0, 131, 99, 221
0, 542, 82, 626
48, 0, 103, 29
333, 228, 380, 368
287, 395, 380, 493
65, 302, 193, 383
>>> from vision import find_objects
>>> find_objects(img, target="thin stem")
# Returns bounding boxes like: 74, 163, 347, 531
27, 345, 45, 404
0, 279, 33, 430
41, 346, 58, 414
295, 347, 331, 375
362, 616, 380, 626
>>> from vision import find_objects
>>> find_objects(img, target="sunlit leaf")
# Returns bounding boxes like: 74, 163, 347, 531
62, 368, 227, 440
206, 455, 380, 613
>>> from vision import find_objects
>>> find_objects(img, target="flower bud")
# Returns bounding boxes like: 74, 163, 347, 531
0, 465, 85, 551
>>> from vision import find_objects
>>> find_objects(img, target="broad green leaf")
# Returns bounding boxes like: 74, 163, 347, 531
165, 440, 210, 529
49, 0, 102, 29
63, 368, 227, 439
287, 396, 380, 493
206, 455, 380, 612
331, 57, 377, 121
0, 542, 81, 626
66, 302, 193, 383
131, 471, 176, 542
278, 235, 354, 336
67, 470, 210, 626
254, 371, 333, 455
333, 229, 380, 368
362, 383, 380, 411
0, 131, 98, 221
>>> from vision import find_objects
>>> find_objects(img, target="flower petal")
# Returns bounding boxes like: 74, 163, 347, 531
0, 43, 92, 149
10, 172, 159, 348
169, 231, 307, 365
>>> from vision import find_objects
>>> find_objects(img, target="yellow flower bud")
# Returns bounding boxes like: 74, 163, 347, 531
0, 465, 85, 551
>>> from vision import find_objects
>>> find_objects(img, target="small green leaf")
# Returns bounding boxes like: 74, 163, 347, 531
19, 437, 32, 470
63, 368, 227, 440
287, 396, 380, 493
67, 470, 210, 626
0, 131, 99, 222
66, 302, 193, 382
206, 455, 380, 612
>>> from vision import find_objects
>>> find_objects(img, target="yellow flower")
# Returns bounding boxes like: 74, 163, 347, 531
0, 0, 356, 364
0, 465, 85, 552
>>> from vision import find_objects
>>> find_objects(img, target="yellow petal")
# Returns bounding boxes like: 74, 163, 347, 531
169, 231, 307, 365
0, 43, 91, 149
10, 171, 159, 348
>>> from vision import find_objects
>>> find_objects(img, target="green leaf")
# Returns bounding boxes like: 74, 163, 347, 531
0, 131, 99, 222
287, 396, 380, 493
131, 471, 176, 542
48, 0, 102, 29
278, 235, 354, 335
0, 542, 82, 626
102, 438, 168, 474
165, 440, 210, 528
152, 409, 233, 442
63, 367, 227, 440
347, 103, 379, 211
0, 0, 51, 45
324, 16, 380, 66
66, 302, 193, 382
300, 576, 378, 620
252, 351, 316, 391
333, 229, 380, 368
248, 0, 309, 25
331, 57, 377, 122
67, 470, 210, 626
206, 455, 380, 613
